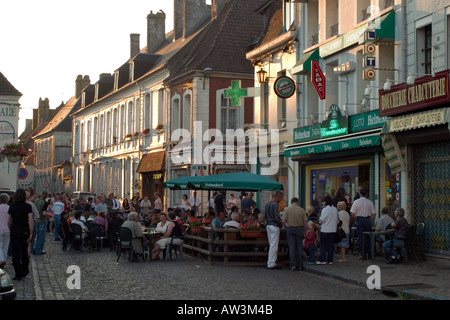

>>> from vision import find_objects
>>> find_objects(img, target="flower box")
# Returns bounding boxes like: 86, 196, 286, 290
240, 230, 261, 238
142, 128, 150, 135
133, 132, 139, 137
125, 134, 132, 141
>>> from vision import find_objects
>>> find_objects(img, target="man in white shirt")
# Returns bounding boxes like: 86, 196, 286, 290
189, 191, 201, 214
52, 195, 65, 241
224, 212, 240, 229
350, 188, 375, 259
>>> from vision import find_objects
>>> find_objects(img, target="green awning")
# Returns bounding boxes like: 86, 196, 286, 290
186, 171, 283, 191
291, 49, 320, 75
285, 132, 380, 158
375, 11, 395, 39
163, 175, 203, 190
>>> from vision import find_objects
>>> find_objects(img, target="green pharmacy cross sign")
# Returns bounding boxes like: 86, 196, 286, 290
224, 80, 248, 106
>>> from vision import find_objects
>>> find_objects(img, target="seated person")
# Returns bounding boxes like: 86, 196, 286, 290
224, 212, 240, 229
121, 212, 146, 261
108, 212, 124, 251
211, 211, 227, 240
152, 212, 183, 260
257, 212, 266, 228
375, 207, 394, 255
242, 209, 252, 223
382, 207, 409, 263
71, 210, 89, 249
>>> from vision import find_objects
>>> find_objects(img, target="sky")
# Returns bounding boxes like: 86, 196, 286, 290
0, 0, 181, 135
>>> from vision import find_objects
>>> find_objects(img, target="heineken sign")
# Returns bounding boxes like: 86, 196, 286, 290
274, 76, 296, 99
286, 135, 380, 157
293, 109, 387, 143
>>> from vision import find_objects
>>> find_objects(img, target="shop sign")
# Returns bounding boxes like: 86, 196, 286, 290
389, 109, 446, 132
349, 110, 387, 133
285, 135, 380, 158
293, 105, 348, 142
294, 124, 321, 143
311, 60, 326, 99
0, 106, 17, 117
379, 70, 450, 116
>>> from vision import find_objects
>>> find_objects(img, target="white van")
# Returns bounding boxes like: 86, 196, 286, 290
70, 191, 91, 201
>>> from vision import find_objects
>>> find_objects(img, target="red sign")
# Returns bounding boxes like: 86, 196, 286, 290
379, 70, 450, 116
311, 60, 326, 99
43, 182, 49, 189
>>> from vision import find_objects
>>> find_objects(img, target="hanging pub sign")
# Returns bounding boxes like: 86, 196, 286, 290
379, 70, 450, 116
273, 76, 296, 99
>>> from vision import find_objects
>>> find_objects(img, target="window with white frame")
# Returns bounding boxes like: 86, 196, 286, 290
220, 94, 237, 132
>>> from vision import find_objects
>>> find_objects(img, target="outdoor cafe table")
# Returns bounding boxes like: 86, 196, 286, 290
362, 230, 388, 262
142, 229, 163, 261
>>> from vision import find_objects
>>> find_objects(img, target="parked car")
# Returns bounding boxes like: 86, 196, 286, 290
0, 269, 16, 300
0, 188, 15, 199
70, 191, 91, 201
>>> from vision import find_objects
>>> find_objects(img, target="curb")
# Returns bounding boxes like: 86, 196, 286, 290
303, 265, 449, 301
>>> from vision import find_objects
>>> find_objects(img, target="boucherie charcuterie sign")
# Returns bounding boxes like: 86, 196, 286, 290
379, 70, 450, 116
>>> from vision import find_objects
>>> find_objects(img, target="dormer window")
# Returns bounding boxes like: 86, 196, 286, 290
81, 92, 86, 108
283, 0, 295, 32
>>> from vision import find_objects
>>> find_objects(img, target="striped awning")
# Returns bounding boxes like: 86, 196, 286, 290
380, 133, 406, 174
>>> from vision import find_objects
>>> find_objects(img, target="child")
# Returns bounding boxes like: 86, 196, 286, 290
337, 201, 350, 262
306, 206, 318, 222
304, 220, 318, 264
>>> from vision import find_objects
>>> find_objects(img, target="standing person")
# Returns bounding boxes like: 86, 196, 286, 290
350, 188, 375, 259
31, 191, 49, 255
214, 191, 225, 216
226, 193, 238, 213
282, 197, 308, 271
7, 189, 34, 280
105, 193, 115, 219
336, 201, 350, 262
0, 193, 11, 269
140, 196, 152, 218
317, 195, 339, 265
242, 192, 256, 213
52, 195, 65, 241
153, 193, 162, 214
264, 191, 284, 270
208, 192, 217, 211
189, 191, 201, 214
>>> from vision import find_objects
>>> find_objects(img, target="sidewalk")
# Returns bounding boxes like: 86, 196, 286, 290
302, 253, 450, 300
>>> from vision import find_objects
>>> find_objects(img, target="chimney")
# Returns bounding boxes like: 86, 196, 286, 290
174, 0, 210, 41
75, 75, 90, 98
211, 0, 232, 20
37, 97, 50, 126
147, 10, 166, 53
130, 33, 140, 58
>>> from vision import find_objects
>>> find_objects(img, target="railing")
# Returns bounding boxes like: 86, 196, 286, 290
182, 226, 289, 266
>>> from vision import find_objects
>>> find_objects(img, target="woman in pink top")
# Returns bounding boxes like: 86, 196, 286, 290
154, 193, 162, 214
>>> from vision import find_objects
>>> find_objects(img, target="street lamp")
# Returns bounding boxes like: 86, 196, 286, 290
257, 67, 268, 84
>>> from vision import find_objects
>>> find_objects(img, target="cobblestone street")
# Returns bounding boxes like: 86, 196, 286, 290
6, 233, 394, 301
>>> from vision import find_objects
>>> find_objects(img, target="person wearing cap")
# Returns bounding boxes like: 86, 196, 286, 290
350, 188, 375, 259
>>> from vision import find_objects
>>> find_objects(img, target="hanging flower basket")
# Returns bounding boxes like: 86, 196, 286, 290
0, 143, 27, 163
155, 124, 163, 132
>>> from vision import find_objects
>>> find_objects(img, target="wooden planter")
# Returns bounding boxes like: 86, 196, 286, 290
240, 230, 261, 238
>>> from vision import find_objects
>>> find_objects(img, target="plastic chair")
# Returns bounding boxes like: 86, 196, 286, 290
165, 236, 184, 260
87, 223, 108, 252
70, 223, 83, 252
389, 225, 417, 264
117, 227, 134, 262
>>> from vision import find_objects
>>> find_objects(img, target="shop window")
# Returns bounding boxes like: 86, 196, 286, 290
309, 162, 370, 214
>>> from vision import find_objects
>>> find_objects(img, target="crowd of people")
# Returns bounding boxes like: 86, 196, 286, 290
0, 186, 409, 279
